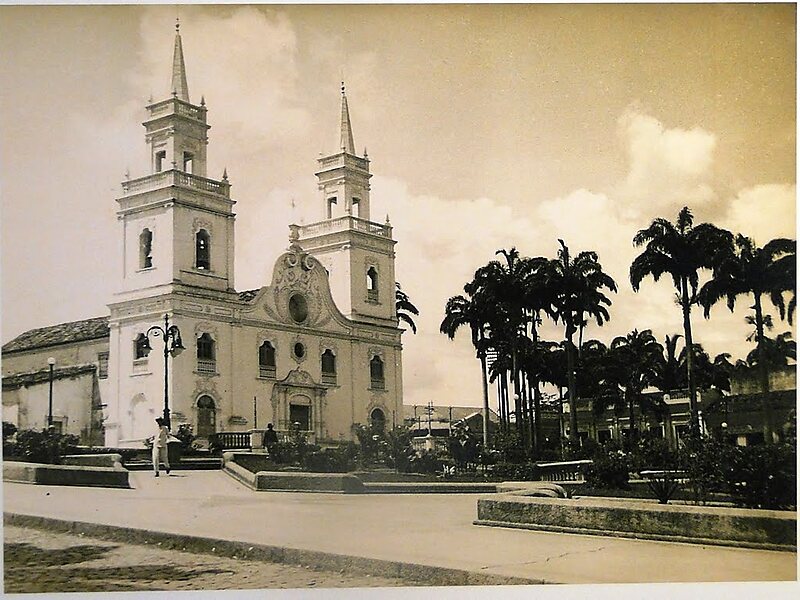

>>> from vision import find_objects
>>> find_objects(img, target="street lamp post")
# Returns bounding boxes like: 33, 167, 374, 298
141, 314, 185, 430
47, 357, 55, 428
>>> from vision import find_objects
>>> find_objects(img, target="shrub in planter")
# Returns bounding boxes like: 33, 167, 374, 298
384, 426, 415, 473
585, 445, 631, 490
304, 445, 359, 473
678, 437, 728, 505
173, 424, 196, 452
409, 449, 443, 475
13, 428, 79, 464
723, 443, 796, 510
3, 421, 18, 457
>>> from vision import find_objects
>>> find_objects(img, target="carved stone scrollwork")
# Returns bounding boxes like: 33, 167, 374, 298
193, 217, 213, 234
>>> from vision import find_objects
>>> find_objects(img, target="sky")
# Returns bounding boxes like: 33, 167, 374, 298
0, 3, 796, 411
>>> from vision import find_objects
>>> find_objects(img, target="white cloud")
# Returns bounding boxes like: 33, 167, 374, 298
722, 183, 797, 243
616, 109, 717, 217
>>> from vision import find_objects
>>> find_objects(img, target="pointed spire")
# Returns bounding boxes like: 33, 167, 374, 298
339, 81, 355, 154
222, 167, 228, 181
171, 18, 190, 102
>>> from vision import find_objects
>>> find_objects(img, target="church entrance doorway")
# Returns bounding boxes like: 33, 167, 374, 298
289, 400, 311, 431
197, 395, 216, 438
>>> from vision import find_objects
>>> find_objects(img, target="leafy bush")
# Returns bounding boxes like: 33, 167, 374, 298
304, 444, 359, 473
3, 421, 18, 457
352, 423, 384, 466
491, 461, 540, 481
12, 428, 79, 464
632, 437, 678, 473
491, 429, 527, 463
384, 426, 415, 472
723, 443, 796, 510
407, 449, 443, 475
173, 424, 196, 452
447, 422, 481, 470
585, 444, 631, 490
678, 437, 728, 505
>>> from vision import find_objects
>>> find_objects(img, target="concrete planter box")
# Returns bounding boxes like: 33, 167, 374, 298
3, 460, 130, 489
221, 452, 364, 493
62, 454, 124, 469
475, 495, 797, 551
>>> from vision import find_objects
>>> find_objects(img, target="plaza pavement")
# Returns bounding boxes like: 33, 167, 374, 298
2, 470, 797, 586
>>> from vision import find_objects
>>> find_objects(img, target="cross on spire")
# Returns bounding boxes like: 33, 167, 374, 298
339, 81, 355, 154
171, 18, 190, 102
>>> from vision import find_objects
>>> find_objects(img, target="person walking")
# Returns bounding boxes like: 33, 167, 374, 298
152, 417, 170, 477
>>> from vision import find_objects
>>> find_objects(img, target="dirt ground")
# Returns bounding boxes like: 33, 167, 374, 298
3, 525, 416, 593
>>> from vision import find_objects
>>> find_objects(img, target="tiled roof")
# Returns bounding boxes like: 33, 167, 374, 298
238, 289, 260, 302
2, 364, 97, 389
2, 317, 110, 355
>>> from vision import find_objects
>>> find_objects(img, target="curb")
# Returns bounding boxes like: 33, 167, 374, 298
4, 512, 546, 587
473, 519, 797, 553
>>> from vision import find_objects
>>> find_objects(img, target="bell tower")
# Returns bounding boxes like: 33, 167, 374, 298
113, 20, 236, 302
296, 85, 397, 327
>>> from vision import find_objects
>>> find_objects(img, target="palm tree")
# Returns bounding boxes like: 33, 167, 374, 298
440, 289, 493, 445
468, 249, 547, 451
608, 329, 663, 448
652, 334, 687, 395
697, 234, 795, 442
549, 240, 617, 448
395, 282, 420, 334
630, 206, 733, 436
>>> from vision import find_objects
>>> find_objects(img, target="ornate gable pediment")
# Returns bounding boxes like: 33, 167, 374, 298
275, 368, 324, 390
263, 243, 341, 330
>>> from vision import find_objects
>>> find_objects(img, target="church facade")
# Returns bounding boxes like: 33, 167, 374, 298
2, 26, 405, 447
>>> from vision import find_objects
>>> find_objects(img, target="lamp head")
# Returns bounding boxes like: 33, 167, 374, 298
169, 327, 185, 357
47, 357, 55, 366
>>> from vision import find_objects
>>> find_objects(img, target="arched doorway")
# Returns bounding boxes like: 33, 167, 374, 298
289, 394, 312, 432
370, 407, 386, 432
197, 395, 216, 438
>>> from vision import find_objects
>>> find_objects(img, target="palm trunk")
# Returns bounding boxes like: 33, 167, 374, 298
681, 277, 700, 437
533, 382, 542, 457
480, 351, 490, 447
567, 332, 579, 448
627, 388, 636, 451
754, 294, 775, 443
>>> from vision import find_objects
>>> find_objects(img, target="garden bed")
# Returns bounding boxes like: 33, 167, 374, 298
475, 494, 796, 551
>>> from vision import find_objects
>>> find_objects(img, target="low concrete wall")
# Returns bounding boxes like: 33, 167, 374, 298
221, 453, 364, 493
475, 495, 797, 551
62, 454, 124, 469
3, 460, 130, 489
363, 482, 498, 494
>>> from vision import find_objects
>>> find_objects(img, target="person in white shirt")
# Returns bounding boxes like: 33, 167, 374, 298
152, 417, 170, 477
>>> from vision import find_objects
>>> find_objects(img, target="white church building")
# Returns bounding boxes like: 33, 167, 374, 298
2, 25, 405, 447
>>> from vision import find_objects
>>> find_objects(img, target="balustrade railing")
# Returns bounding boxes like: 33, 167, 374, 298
300, 215, 390, 238
209, 431, 251, 450
321, 373, 337, 385
259, 366, 276, 379
535, 459, 593, 482
121, 169, 230, 198
197, 359, 216, 374
147, 98, 206, 121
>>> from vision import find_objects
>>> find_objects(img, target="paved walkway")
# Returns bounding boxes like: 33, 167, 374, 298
3, 471, 796, 585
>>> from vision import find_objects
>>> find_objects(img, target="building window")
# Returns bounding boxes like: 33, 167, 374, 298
370, 408, 386, 432
197, 333, 216, 374
183, 151, 194, 174
134, 333, 149, 360
196, 229, 210, 270
597, 429, 612, 444
327, 197, 337, 219
139, 229, 153, 269
155, 150, 166, 172
367, 267, 378, 302
352, 197, 361, 218
293, 342, 306, 360
98, 352, 109, 379
289, 294, 308, 324
259, 341, 276, 378
370, 355, 385, 390
321, 349, 336, 385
